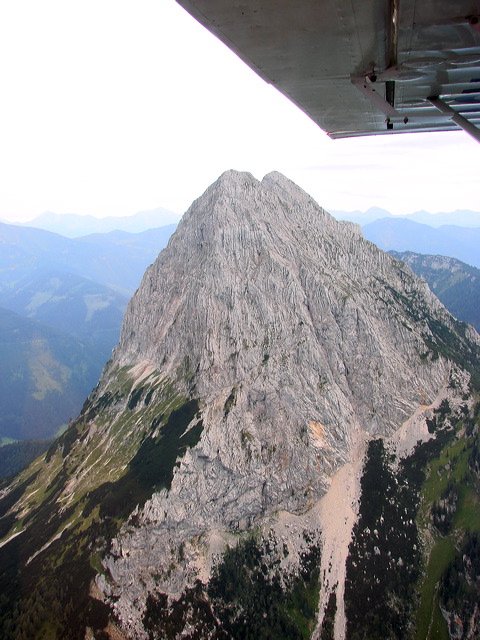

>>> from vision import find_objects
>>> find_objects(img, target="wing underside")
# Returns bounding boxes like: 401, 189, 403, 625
176, 0, 480, 139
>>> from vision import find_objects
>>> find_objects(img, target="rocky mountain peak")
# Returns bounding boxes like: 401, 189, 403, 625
0, 171, 479, 640
113, 169, 470, 426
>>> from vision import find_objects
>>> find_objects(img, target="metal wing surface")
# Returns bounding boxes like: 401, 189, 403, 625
176, 0, 480, 140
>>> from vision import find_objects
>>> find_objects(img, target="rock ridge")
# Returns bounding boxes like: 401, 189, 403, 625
1, 170, 479, 639
90, 171, 479, 630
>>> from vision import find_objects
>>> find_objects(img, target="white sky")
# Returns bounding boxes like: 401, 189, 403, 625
0, 0, 479, 222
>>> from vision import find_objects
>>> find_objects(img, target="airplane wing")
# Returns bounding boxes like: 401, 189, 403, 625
176, 0, 480, 141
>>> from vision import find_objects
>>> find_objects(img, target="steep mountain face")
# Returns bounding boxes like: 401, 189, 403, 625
0, 171, 479, 640
390, 251, 480, 333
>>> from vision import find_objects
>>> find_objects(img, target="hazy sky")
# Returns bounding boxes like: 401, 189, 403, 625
1, 0, 479, 222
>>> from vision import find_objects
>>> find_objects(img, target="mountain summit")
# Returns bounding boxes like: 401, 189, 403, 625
1, 171, 479, 639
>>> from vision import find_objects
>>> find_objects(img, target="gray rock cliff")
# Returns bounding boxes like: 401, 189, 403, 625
0, 170, 478, 640
93, 170, 478, 633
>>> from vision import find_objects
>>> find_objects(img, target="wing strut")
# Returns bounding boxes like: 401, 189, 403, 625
428, 97, 480, 144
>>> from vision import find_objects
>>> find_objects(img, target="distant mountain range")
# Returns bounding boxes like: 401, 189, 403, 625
363, 218, 480, 269
0, 268, 128, 354
0, 307, 100, 442
330, 207, 480, 228
7, 204, 479, 238
0, 221, 178, 444
0, 221, 177, 296
390, 251, 480, 333
17, 206, 181, 237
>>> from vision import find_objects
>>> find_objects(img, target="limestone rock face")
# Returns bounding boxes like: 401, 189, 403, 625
93, 171, 477, 630
117, 170, 454, 432
1, 170, 479, 639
